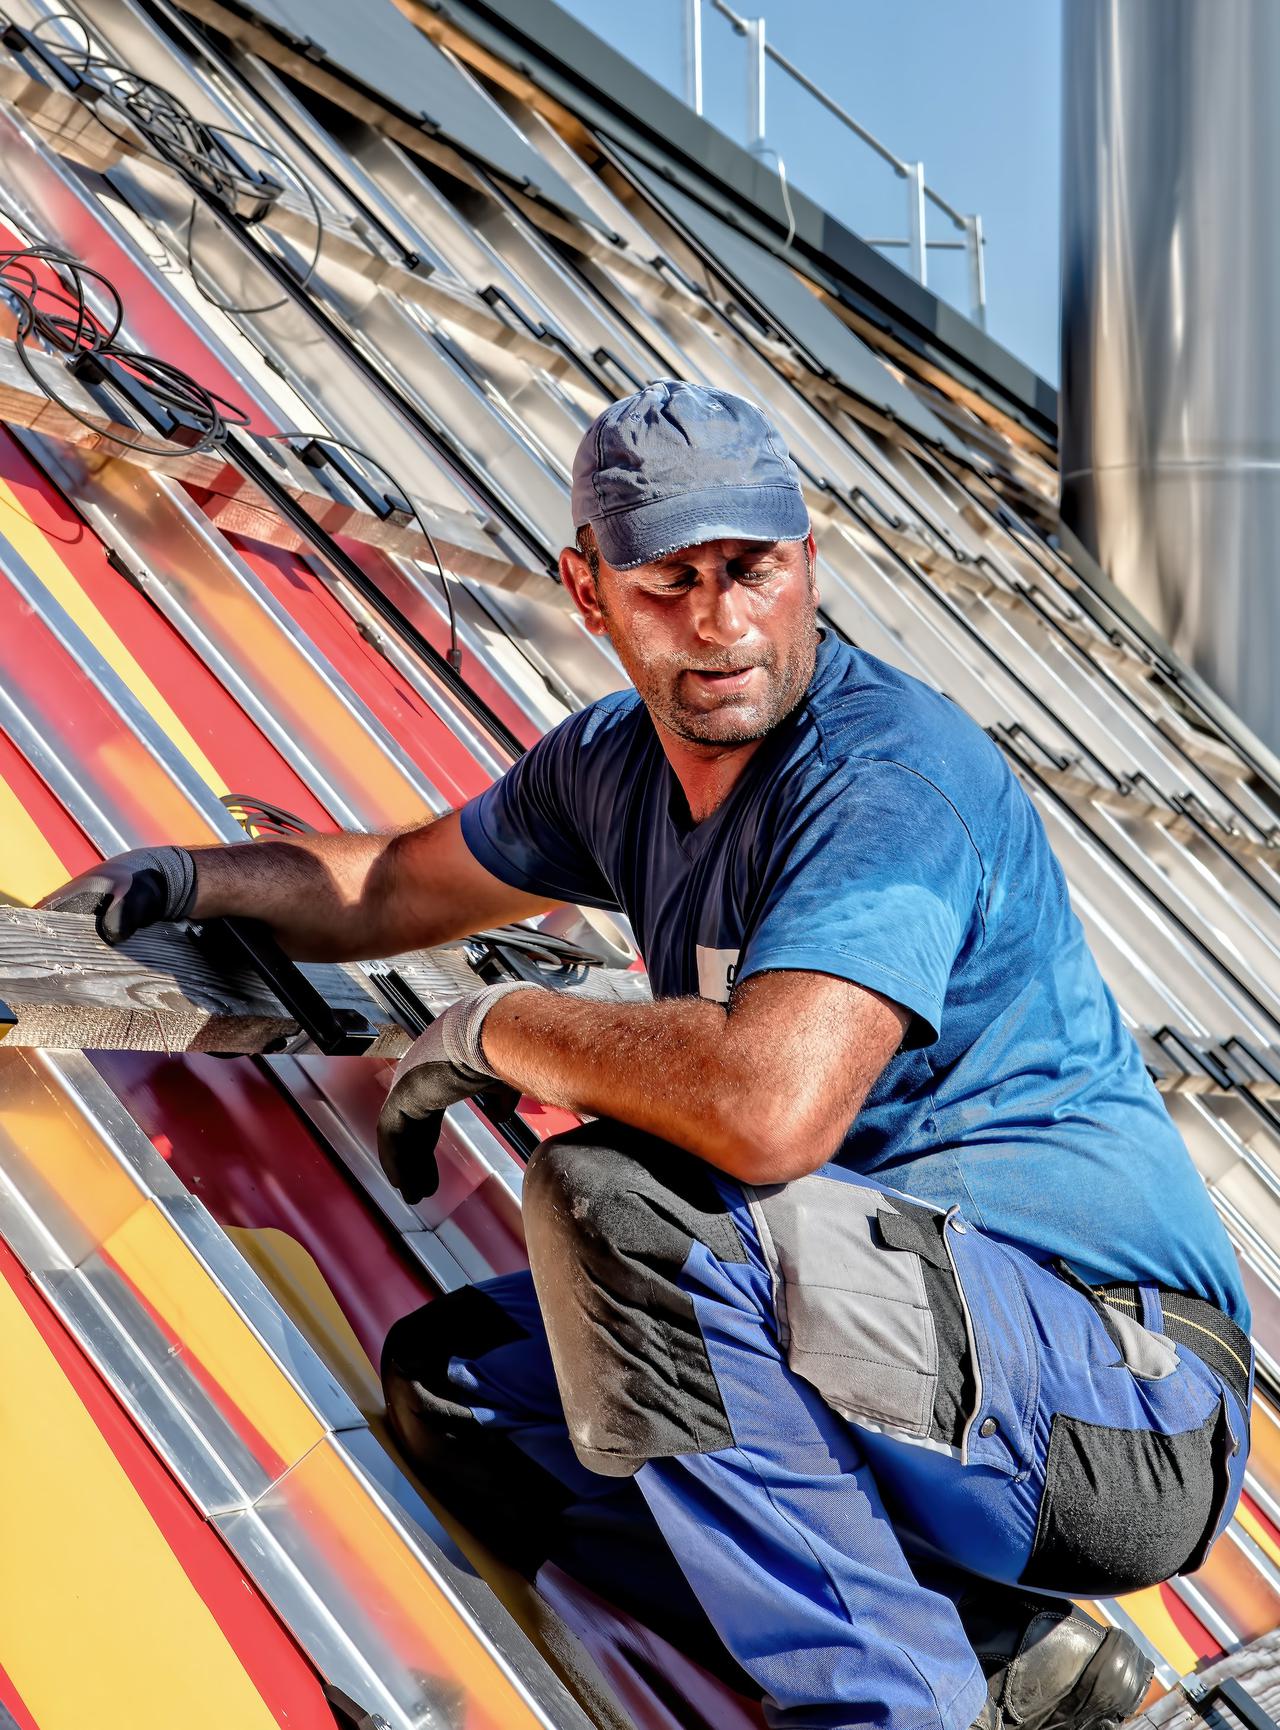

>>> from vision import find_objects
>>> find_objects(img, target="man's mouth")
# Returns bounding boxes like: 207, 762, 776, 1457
684, 666, 759, 693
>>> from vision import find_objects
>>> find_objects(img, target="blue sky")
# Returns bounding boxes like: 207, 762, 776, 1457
552, 0, 1062, 384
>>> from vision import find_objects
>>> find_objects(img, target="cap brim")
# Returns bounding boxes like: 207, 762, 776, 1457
590, 483, 810, 571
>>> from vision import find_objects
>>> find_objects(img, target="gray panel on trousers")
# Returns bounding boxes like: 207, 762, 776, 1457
747, 1175, 940, 1439
613, 145, 966, 457
229, 0, 604, 229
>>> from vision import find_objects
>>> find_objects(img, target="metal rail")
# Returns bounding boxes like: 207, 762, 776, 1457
681, 0, 987, 322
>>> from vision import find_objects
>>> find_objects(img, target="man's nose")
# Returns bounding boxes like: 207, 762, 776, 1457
689, 573, 747, 644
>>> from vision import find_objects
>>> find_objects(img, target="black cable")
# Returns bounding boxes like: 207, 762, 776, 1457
2, 250, 460, 662
220, 792, 319, 837
266, 431, 463, 672
180, 129, 324, 316
226, 430, 526, 759
22, 13, 324, 314
0, 243, 249, 455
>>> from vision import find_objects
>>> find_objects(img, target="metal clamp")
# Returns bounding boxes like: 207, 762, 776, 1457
190, 917, 377, 1055
1184, 1674, 1280, 1730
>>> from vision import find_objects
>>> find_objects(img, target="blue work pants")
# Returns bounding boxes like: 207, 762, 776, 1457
383, 1125, 1249, 1730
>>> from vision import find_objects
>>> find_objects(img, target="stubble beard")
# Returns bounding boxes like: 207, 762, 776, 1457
606, 602, 821, 749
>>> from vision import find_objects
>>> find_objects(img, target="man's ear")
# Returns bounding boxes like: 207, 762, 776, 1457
804, 529, 820, 602
559, 545, 609, 636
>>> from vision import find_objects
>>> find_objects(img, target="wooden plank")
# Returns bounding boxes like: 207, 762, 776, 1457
0, 54, 133, 173
1134, 1629, 1280, 1727
0, 906, 409, 1056
0, 906, 650, 1055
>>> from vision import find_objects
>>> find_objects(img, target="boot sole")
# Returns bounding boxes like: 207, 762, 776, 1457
1047, 1627, 1154, 1730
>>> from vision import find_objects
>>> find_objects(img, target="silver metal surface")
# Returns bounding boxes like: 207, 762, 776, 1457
216, 1430, 596, 1730
1061, 0, 1280, 754
907, 161, 926, 287
0, 1044, 591, 1727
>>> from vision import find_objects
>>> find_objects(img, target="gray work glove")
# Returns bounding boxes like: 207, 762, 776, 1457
38, 846, 198, 946
377, 982, 535, 1204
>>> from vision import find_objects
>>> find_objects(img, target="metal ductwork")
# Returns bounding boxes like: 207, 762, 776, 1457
1060, 0, 1280, 753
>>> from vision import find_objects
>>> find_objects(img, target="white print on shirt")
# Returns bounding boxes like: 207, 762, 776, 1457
696, 945, 741, 1004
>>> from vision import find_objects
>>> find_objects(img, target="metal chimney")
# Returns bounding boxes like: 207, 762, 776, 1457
1060, 0, 1280, 753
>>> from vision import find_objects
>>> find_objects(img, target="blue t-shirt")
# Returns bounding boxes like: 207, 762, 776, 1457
461, 634, 1248, 1328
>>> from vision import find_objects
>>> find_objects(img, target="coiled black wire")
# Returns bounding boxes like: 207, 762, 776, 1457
0, 239, 461, 658
24, 12, 324, 314
0, 242, 249, 455
10, 18, 457, 658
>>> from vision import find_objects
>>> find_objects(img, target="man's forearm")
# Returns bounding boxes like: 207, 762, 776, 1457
480, 986, 857, 1184
189, 830, 406, 961
184, 811, 557, 962
481, 987, 746, 1161
479, 971, 905, 1183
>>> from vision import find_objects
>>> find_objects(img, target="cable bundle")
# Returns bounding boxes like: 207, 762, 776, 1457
18, 13, 322, 312
0, 242, 249, 454
4, 20, 460, 661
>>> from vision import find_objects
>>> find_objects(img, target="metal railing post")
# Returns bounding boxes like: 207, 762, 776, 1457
746, 14, 767, 154
684, 0, 703, 115
965, 212, 987, 326
906, 160, 927, 286
698, 3, 989, 323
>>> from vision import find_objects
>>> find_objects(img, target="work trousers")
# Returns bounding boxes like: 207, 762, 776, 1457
382, 1123, 1251, 1730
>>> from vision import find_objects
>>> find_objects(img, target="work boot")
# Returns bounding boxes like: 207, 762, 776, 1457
961, 1589, 1153, 1730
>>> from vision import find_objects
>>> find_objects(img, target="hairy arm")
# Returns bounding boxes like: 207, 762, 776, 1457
188, 811, 559, 961
481, 969, 910, 1184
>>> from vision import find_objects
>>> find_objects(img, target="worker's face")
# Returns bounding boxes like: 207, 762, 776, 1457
559, 532, 820, 747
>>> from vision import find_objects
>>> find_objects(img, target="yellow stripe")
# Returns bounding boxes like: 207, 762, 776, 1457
0, 1270, 281, 1730
107, 1207, 326, 1468
226, 1225, 383, 1419
0, 476, 228, 797
1112, 1584, 1200, 1675
2, 1059, 326, 1470
0, 769, 67, 905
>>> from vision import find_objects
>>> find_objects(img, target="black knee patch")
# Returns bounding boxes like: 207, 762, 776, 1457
524, 1121, 743, 1476
525, 1121, 746, 1266
382, 1284, 526, 1435
381, 1286, 571, 1575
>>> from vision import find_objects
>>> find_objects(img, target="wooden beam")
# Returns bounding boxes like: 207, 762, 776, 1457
393, 0, 599, 160
0, 907, 429, 1056
0, 53, 133, 173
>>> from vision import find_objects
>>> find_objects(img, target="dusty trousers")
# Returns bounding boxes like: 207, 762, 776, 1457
383, 1122, 1251, 1730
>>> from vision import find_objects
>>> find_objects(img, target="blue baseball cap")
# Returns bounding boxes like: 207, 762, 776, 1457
571, 380, 809, 570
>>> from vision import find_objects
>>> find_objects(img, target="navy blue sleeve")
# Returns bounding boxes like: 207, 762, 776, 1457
739, 757, 985, 1046
459, 707, 621, 909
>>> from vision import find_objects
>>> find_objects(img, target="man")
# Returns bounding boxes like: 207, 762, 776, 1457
44, 382, 1251, 1730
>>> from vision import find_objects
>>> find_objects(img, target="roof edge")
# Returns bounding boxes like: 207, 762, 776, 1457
431, 0, 1058, 444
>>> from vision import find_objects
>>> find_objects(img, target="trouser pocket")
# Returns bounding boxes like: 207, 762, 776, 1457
746, 1173, 970, 1447
1021, 1391, 1237, 1596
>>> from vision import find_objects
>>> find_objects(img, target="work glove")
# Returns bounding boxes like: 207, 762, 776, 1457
38, 846, 198, 946
377, 982, 535, 1204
